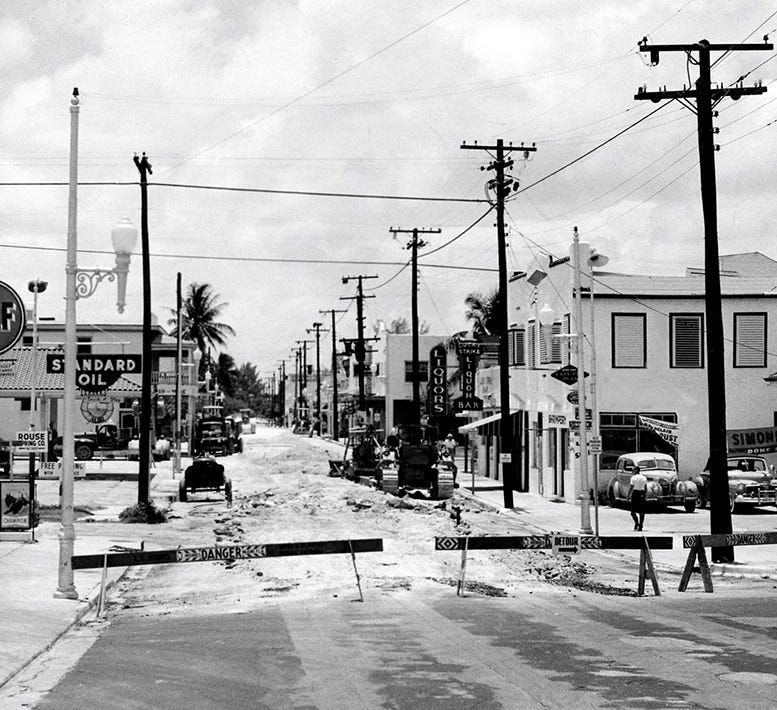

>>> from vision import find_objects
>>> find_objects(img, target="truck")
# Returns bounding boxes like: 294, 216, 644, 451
193, 416, 243, 457
55, 423, 171, 461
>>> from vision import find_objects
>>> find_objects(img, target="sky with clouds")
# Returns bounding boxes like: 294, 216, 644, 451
2, 0, 776, 373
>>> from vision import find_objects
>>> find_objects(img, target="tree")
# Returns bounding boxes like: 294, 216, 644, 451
378, 317, 431, 335
168, 283, 236, 375
464, 288, 500, 338
213, 352, 237, 398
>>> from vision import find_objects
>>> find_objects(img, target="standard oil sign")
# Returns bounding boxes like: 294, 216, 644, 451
46, 354, 142, 393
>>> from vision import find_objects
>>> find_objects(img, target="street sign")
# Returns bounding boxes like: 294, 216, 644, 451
566, 391, 579, 404
0, 481, 32, 529
46, 354, 142, 393
428, 345, 448, 416
575, 407, 593, 424
550, 365, 588, 385
588, 436, 602, 454
14, 430, 46, 452
569, 420, 592, 432
0, 281, 26, 356
499, 453, 512, 463
552, 534, 581, 555
39, 461, 86, 479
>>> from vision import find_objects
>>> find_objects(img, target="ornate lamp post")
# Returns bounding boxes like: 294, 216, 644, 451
56, 89, 138, 599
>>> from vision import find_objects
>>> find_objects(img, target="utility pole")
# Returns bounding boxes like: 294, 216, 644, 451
390, 227, 441, 425
296, 339, 312, 422
636, 37, 771, 563
308, 322, 326, 432
291, 347, 300, 423
462, 139, 537, 509
320, 308, 347, 440
277, 360, 286, 426
133, 152, 153, 505
341, 275, 379, 410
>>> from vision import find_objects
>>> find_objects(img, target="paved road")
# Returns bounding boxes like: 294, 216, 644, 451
34, 585, 777, 710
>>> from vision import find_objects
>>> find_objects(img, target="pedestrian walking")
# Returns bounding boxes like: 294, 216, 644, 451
628, 465, 648, 531
443, 433, 457, 460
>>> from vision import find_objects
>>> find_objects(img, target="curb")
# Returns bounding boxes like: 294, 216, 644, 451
0, 571, 127, 690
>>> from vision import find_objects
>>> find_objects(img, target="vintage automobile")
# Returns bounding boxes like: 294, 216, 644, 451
694, 455, 777, 512
606, 452, 698, 513
179, 455, 232, 503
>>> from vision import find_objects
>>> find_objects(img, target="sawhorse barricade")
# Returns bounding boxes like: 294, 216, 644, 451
680, 532, 777, 592
72, 538, 383, 611
435, 534, 673, 597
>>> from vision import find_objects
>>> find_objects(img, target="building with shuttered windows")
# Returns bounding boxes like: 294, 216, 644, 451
464, 245, 777, 503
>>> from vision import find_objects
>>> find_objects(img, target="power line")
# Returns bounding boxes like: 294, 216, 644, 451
164, 0, 473, 173
0, 241, 497, 272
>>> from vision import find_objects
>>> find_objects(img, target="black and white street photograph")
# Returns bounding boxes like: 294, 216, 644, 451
3, 2, 777, 708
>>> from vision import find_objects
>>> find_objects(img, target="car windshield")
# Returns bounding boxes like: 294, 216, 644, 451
201, 423, 224, 434
728, 458, 767, 472
637, 458, 675, 471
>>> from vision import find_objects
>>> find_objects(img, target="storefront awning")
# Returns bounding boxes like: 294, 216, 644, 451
458, 410, 522, 436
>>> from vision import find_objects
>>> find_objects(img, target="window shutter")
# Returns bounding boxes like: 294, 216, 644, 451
514, 328, 526, 366
671, 315, 703, 368
613, 314, 645, 368
550, 321, 562, 363
527, 322, 536, 368
735, 313, 766, 367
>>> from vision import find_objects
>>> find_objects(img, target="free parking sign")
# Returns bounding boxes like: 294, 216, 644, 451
0, 281, 26, 355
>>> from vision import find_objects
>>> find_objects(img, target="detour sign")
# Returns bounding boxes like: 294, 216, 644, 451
46, 354, 142, 393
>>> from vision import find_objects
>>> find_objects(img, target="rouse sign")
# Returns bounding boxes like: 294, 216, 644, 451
46, 354, 142, 393
14, 431, 46, 452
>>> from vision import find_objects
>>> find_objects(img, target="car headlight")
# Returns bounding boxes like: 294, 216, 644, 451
650, 482, 662, 494
677, 481, 687, 494
736, 482, 746, 493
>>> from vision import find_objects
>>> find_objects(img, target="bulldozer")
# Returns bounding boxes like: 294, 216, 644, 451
381, 424, 454, 500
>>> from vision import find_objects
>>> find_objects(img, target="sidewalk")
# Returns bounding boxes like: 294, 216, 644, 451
0, 458, 176, 690
3, 448, 777, 692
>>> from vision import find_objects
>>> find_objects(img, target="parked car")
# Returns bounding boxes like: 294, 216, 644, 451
693, 455, 777, 512
606, 452, 698, 513
179, 455, 232, 503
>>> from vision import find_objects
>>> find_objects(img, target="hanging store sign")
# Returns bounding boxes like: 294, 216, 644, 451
727, 425, 777, 454
453, 340, 483, 412
46, 354, 142, 393
428, 345, 448, 416
639, 415, 680, 448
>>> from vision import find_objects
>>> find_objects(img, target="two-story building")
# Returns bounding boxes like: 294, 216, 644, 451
465, 245, 777, 504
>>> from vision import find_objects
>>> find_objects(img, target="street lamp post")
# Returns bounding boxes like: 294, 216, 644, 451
27, 279, 48, 431
572, 227, 593, 535
56, 86, 138, 600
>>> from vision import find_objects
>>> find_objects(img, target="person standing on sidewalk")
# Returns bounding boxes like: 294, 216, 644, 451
628, 466, 648, 531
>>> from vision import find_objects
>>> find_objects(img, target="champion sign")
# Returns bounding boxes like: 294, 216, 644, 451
46, 354, 142, 393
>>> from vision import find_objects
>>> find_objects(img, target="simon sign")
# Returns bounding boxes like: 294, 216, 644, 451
46, 354, 142, 393
0, 281, 26, 356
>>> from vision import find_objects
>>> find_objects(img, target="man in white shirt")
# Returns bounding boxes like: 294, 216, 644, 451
628, 466, 648, 531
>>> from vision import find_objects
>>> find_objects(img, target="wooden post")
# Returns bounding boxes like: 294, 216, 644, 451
678, 538, 714, 593
347, 540, 364, 602
456, 536, 469, 596
97, 552, 108, 617
637, 537, 660, 597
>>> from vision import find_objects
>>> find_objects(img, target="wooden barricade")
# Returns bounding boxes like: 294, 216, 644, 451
435, 534, 672, 597
679, 532, 777, 593
73, 538, 383, 607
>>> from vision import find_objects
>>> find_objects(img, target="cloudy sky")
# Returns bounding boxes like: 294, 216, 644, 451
2, 1, 776, 373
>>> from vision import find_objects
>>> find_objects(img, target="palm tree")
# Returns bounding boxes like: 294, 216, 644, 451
169, 283, 236, 375
213, 352, 237, 398
464, 287, 501, 337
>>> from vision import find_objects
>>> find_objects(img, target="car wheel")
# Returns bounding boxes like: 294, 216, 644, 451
684, 500, 697, 513
75, 444, 93, 461
608, 485, 617, 507
178, 480, 187, 502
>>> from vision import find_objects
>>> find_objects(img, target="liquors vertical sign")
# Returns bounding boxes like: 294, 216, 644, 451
452, 339, 483, 412
428, 344, 447, 416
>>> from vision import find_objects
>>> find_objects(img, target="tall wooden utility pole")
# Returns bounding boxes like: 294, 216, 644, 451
390, 226, 441, 425
320, 308, 347, 439
636, 37, 771, 563
308, 322, 326, 431
133, 152, 153, 505
341, 275, 378, 409
461, 139, 537, 508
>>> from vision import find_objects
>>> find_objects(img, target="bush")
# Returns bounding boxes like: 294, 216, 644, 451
118, 502, 168, 524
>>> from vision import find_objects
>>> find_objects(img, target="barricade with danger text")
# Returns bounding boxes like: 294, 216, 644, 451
73, 538, 383, 608
435, 534, 672, 597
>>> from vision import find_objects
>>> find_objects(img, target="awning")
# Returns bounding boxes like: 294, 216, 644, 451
458, 410, 523, 436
